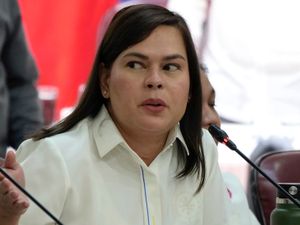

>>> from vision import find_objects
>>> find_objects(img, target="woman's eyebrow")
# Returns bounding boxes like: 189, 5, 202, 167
163, 54, 186, 61
123, 52, 148, 60
123, 52, 186, 61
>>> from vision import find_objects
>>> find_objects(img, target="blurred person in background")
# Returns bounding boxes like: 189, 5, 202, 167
0, 0, 43, 158
200, 64, 259, 224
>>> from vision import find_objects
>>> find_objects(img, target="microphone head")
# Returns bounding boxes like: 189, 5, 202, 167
208, 124, 228, 143
208, 124, 237, 150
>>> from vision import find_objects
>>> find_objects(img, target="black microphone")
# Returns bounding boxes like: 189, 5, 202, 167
0, 167, 64, 225
208, 124, 300, 208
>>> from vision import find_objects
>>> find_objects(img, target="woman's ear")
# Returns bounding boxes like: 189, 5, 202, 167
99, 63, 110, 99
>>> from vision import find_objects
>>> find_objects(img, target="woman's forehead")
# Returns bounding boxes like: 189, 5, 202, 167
118, 26, 187, 60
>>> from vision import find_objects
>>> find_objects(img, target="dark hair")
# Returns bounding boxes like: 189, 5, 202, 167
32, 4, 205, 192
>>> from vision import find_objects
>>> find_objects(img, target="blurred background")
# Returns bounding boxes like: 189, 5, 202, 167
18, 0, 121, 121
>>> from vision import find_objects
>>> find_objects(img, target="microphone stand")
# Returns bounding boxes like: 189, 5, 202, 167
0, 167, 64, 225
208, 124, 300, 208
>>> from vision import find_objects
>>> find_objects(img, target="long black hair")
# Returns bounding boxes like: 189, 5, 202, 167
32, 4, 205, 192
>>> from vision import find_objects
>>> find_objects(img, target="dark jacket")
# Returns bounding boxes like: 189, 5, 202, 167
0, 0, 43, 157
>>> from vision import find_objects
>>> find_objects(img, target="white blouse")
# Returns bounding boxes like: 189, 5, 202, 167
16, 107, 257, 225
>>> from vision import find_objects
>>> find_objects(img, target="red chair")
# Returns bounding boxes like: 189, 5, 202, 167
247, 150, 300, 225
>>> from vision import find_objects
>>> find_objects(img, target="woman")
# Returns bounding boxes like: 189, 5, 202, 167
200, 65, 221, 130
1, 4, 241, 225
200, 66, 259, 225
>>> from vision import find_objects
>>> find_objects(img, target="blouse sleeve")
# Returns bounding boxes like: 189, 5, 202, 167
16, 138, 70, 225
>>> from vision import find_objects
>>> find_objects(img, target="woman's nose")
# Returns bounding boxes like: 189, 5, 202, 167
147, 83, 163, 89
202, 106, 221, 128
145, 69, 164, 89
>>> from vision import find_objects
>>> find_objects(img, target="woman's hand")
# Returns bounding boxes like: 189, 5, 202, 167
0, 148, 29, 224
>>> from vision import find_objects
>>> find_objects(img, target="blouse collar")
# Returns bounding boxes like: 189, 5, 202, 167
92, 106, 189, 159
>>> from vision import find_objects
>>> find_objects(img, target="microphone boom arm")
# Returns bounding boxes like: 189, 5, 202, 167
208, 124, 300, 208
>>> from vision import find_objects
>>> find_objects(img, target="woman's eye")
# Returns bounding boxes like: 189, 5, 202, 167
163, 64, 180, 72
209, 101, 216, 108
127, 61, 144, 69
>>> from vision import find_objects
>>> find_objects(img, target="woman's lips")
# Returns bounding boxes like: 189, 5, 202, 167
141, 98, 167, 113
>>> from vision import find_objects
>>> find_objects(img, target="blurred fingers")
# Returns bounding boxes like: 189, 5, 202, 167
4, 148, 18, 169
0, 178, 29, 215
0, 178, 10, 195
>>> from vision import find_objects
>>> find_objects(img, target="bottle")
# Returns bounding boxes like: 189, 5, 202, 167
270, 183, 300, 225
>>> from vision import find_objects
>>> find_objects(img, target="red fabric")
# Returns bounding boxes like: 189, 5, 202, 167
18, 0, 117, 119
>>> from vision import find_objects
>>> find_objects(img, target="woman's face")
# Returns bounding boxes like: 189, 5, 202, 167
200, 73, 221, 129
101, 25, 190, 138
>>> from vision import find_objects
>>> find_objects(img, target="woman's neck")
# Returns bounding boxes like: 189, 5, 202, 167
107, 106, 170, 165
120, 129, 168, 166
